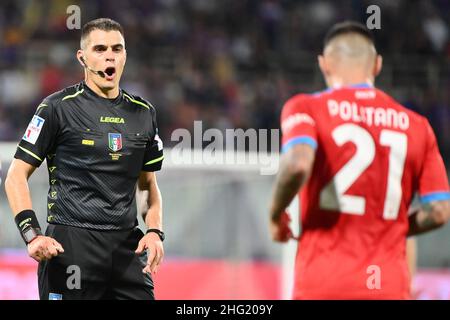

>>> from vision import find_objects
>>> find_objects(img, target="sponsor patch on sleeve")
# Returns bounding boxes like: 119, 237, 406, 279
22, 115, 45, 145
281, 113, 315, 134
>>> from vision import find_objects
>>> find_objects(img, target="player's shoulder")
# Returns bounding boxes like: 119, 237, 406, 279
121, 89, 156, 114
282, 92, 315, 111
281, 90, 331, 118
375, 88, 429, 127
286, 87, 336, 104
285, 92, 318, 105
41, 83, 84, 107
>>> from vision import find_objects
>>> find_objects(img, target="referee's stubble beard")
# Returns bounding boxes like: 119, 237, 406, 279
76, 29, 127, 99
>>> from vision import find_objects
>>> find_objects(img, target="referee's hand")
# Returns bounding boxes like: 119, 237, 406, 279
135, 233, 164, 274
27, 236, 64, 262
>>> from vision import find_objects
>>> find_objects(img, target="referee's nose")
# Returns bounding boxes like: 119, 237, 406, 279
105, 48, 115, 63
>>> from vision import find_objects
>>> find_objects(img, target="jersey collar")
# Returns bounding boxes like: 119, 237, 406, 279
331, 82, 374, 90
82, 81, 124, 105
313, 82, 374, 96
346, 83, 374, 89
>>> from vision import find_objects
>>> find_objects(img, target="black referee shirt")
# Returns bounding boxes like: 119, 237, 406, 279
15, 81, 164, 230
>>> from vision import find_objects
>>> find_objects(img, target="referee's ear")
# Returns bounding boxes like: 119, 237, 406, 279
76, 50, 85, 68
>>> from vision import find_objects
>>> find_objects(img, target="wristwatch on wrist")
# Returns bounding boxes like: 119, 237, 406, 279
146, 229, 165, 242
22, 226, 42, 244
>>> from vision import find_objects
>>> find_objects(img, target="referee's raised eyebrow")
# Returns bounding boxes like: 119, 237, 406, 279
91, 43, 124, 50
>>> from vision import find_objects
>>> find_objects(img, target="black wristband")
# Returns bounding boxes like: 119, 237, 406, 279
146, 229, 165, 242
14, 210, 42, 244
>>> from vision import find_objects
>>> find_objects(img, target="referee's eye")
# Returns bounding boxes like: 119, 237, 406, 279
93, 45, 107, 52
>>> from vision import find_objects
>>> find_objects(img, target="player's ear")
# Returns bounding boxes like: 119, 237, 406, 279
318, 55, 329, 76
373, 55, 382, 77
76, 50, 85, 67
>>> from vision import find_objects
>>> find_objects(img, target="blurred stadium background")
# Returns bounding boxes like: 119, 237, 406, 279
0, 0, 450, 299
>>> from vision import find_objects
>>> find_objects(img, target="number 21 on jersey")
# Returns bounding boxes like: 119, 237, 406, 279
320, 123, 407, 220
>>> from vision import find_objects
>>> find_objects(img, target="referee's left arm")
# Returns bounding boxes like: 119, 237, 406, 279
134, 105, 164, 274
137, 171, 162, 231
135, 171, 164, 274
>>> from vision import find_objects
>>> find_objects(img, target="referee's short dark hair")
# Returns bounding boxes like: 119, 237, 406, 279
323, 21, 374, 49
80, 18, 124, 48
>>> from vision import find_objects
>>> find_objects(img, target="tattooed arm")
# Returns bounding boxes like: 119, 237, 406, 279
269, 144, 315, 242
407, 200, 450, 236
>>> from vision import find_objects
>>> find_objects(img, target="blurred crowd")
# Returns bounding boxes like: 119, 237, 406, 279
0, 0, 449, 160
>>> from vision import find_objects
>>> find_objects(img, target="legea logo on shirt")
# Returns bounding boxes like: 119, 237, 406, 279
100, 116, 125, 124
23, 115, 45, 145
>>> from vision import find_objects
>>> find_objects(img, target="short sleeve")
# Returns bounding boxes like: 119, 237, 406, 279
14, 101, 59, 167
142, 107, 164, 172
418, 120, 450, 203
280, 94, 318, 153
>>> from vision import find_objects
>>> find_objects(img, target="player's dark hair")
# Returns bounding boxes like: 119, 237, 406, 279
80, 18, 124, 46
324, 21, 374, 49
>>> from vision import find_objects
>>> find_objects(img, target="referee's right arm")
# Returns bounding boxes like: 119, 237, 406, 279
5, 101, 64, 261
5, 159, 65, 261
5, 159, 35, 214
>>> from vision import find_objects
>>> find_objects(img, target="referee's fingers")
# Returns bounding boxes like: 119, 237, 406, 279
147, 247, 157, 268
30, 253, 42, 262
47, 245, 58, 257
153, 255, 163, 274
52, 240, 64, 253
151, 246, 164, 273
142, 265, 151, 274
135, 240, 146, 254
156, 246, 164, 266
150, 253, 159, 273
41, 247, 53, 260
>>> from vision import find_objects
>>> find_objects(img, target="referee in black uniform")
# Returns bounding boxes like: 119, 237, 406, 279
5, 18, 165, 300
